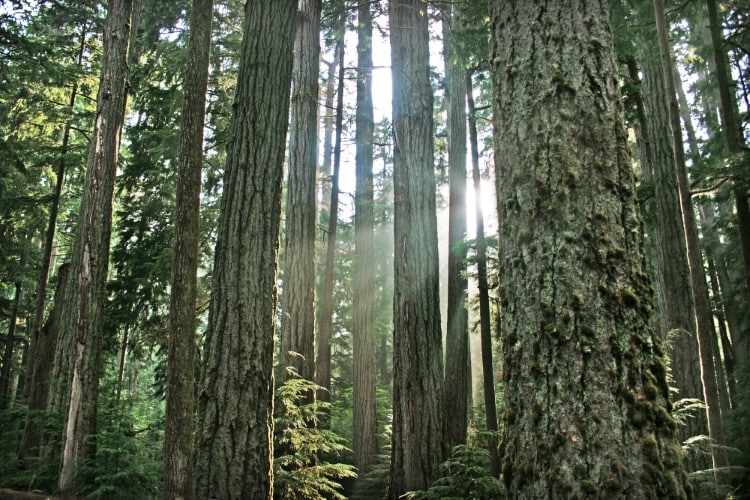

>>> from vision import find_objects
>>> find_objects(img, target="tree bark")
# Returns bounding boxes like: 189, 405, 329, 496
388, 0, 445, 496
490, 1, 688, 497
193, 1, 296, 498
279, 0, 321, 388
442, 6, 470, 453
352, 0, 378, 476
0, 280, 23, 409
56, 0, 133, 489
163, 0, 212, 498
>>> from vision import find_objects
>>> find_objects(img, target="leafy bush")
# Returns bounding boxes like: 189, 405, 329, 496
273, 375, 356, 499
405, 444, 505, 500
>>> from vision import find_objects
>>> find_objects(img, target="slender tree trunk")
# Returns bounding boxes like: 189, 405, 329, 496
352, 1, 378, 476
490, 1, 688, 497
388, 0, 445, 495
56, 0, 133, 489
319, 53, 338, 218
705, 0, 750, 300
279, 0, 321, 388
193, 1, 296, 498
0, 280, 23, 409
467, 71, 501, 478
442, 6, 470, 453
316, 31, 344, 407
20, 263, 70, 463
654, 0, 729, 483
163, 0, 212, 498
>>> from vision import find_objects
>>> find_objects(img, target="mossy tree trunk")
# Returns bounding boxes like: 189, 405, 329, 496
279, 0, 321, 388
163, 0, 213, 498
56, 0, 133, 489
193, 1, 296, 498
353, 0, 378, 476
388, 0, 445, 496
442, 6, 470, 453
490, 1, 688, 497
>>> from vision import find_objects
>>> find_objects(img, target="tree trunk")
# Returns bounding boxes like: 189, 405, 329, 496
0, 280, 23, 409
316, 30, 343, 408
20, 263, 70, 463
278, 0, 321, 387
388, 0, 445, 496
56, 0, 133, 489
653, 0, 729, 483
467, 70, 501, 478
352, 0, 378, 476
193, 1, 296, 498
490, 1, 688, 497
163, 1, 213, 498
442, 6, 470, 453
636, 39, 707, 471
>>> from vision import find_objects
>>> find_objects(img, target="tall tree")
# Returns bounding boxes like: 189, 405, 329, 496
163, 0, 213, 498
442, 5, 470, 453
388, 0, 445, 496
653, 0, 729, 481
55, 0, 133, 489
706, 0, 750, 300
193, 0, 296, 497
352, 0, 378, 476
316, 29, 344, 407
632, 17, 707, 470
490, 1, 688, 497
279, 0, 321, 386
467, 70, 501, 478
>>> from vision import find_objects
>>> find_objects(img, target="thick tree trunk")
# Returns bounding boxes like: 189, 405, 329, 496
388, 0, 445, 496
352, 1, 378, 476
653, 0, 729, 483
442, 7, 470, 453
316, 32, 344, 408
279, 0, 321, 387
193, 1, 295, 498
56, 0, 133, 490
490, 1, 688, 497
467, 71, 501, 478
163, 0, 212, 498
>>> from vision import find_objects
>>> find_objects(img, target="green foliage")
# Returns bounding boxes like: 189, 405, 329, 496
404, 445, 505, 500
77, 364, 164, 499
274, 375, 357, 500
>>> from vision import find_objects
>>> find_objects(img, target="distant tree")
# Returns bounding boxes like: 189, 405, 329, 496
163, 0, 213, 498
490, 0, 688, 497
54, 0, 134, 489
441, 5, 470, 452
352, 0, 378, 476
193, 0, 296, 497
388, 0, 445, 496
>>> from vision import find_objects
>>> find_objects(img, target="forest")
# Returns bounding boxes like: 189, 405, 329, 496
0, 0, 748, 498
